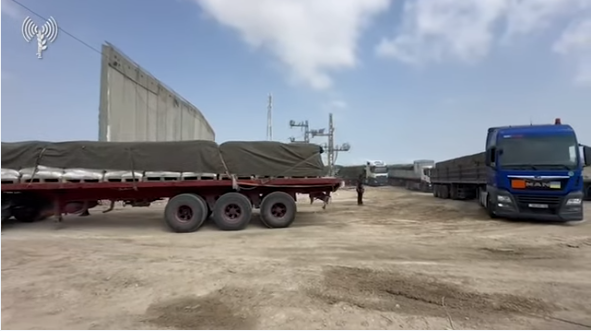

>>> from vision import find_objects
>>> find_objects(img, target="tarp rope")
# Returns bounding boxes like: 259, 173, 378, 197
27, 147, 47, 187
127, 147, 138, 191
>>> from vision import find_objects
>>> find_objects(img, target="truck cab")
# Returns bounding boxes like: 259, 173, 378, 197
365, 160, 388, 186
483, 118, 590, 221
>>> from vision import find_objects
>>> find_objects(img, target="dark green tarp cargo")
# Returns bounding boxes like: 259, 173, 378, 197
2, 140, 225, 173
336, 165, 365, 180
2, 140, 326, 177
220, 141, 324, 177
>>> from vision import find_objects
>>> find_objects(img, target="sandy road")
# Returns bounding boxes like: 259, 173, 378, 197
2, 187, 591, 330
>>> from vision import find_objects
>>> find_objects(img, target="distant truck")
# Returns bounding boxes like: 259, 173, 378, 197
387, 160, 434, 192
365, 160, 389, 186
335, 165, 364, 186
430, 119, 590, 222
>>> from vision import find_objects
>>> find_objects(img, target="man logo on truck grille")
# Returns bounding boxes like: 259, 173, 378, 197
22, 16, 59, 59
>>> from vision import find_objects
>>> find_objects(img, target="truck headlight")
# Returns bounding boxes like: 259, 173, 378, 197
566, 198, 582, 205
497, 195, 511, 203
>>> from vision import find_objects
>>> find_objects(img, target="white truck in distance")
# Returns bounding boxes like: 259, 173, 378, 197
387, 160, 434, 192
365, 160, 389, 186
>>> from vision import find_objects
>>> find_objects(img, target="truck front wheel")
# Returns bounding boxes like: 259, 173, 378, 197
486, 197, 498, 219
260, 192, 297, 229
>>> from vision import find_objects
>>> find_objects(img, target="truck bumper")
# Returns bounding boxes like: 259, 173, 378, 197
494, 209, 583, 222
491, 191, 584, 222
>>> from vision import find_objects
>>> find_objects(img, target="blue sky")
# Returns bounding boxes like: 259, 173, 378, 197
2, 0, 590, 165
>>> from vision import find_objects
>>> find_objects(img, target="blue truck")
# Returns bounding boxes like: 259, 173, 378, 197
430, 118, 591, 222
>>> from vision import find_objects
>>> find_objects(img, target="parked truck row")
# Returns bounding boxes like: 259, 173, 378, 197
430, 119, 590, 222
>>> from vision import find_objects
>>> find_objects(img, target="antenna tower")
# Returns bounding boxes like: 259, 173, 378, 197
309, 113, 350, 175
266, 93, 273, 140
288, 120, 310, 143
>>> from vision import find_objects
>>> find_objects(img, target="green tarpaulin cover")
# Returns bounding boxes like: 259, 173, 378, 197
1, 140, 325, 177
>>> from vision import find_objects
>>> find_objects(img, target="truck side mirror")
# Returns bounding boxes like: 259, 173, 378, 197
584, 146, 591, 166
485, 148, 496, 166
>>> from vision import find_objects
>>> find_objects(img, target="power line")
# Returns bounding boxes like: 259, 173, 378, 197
11, 0, 102, 56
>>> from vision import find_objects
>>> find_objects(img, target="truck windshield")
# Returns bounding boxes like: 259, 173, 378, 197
371, 166, 388, 174
499, 135, 578, 169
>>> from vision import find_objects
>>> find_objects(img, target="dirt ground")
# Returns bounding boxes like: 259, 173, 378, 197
2, 187, 591, 330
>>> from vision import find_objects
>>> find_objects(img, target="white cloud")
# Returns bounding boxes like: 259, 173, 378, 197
553, 19, 591, 85
377, 0, 590, 66
328, 100, 348, 109
195, 0, 390, 90
376, 0, 509, 64
1, 0, 23, 19
503, 0, 587, 38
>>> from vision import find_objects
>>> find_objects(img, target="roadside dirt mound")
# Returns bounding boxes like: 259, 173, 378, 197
144, 287, 258, 330
307, 266, 553, 319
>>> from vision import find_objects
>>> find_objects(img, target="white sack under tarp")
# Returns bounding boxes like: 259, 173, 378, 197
144, 171, 181, 180
19, 166, 64, 181
103, 170, 143, 181
62, 168, 104, 181
1, 169, 20, 182
181, 172, 216, 180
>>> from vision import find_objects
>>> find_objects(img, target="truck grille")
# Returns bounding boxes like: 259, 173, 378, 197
515, 195, 562, 207
515, 194, 562, 214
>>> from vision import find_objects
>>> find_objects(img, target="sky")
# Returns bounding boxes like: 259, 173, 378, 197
1, 0, 590, 165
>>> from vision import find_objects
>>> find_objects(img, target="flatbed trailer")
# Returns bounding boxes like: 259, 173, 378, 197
430, 152, 486, 200
1, 176, 342, 232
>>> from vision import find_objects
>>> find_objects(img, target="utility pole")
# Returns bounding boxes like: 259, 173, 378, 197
288, 120, 310, 143
266, 93, 273, 140
310, 113, 350, 175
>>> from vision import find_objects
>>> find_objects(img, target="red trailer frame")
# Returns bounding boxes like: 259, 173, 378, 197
1, 177, 342, 232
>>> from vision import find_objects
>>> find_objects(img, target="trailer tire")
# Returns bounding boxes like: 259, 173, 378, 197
260, 192, 297, 229
164, 193, 208, 233
12, 206, 42, 223
440, 185, 450, 199
212, 193, 252, 231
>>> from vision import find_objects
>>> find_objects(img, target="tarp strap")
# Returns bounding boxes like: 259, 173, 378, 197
217, 151, 239, 191
127, 147, 138, 191
27, 147, 47, 187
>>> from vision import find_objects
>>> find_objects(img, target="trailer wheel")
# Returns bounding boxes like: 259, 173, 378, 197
12, 206, 42, 223
259, 192, 297, 229
212, 193, 252, 231
439, 185, 449, 199
164, 193, 208, 233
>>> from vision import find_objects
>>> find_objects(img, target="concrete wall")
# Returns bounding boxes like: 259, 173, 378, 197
98, 43, 214, 142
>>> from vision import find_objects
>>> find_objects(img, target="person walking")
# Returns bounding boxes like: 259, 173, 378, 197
356, 173, 365, 205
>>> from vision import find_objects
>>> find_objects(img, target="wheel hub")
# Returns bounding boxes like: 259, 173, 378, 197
224, 203, 242, 220
176, 205, 193, 222
271, 203, 287, 218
